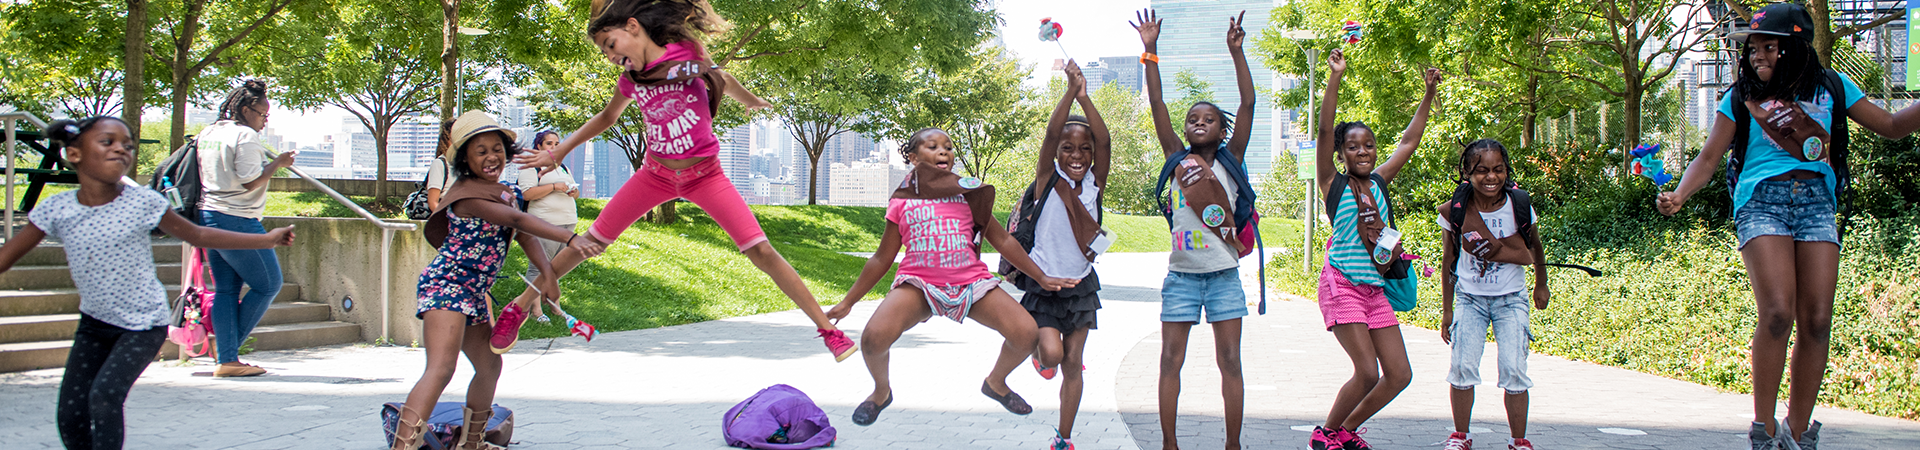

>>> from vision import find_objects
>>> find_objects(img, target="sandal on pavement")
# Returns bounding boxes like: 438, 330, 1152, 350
981, 381, 1033, 415
851, 391, 892, 426
389, 408, 426, 450
457, 406, 505, 450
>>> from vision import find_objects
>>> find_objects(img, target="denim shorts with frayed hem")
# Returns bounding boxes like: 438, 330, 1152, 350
1736, 178, 1839, 250
1160, 267, 1247, 323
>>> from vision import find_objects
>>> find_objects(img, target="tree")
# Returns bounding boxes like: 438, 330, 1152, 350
1545, 0, 1730, 166
146, 0, 305, 150
1172, 68, 1217, 107
751, 58, 903, 205
887, 47, 1041, 186
0, 1, 128, 119
264, 0, 442, 203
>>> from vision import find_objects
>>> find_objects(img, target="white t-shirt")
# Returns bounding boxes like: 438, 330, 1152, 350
1168, 159, 1239, 274
1029, 169, 1100, 278
517, 166, 579, 226
1436, 195, 1539, 296
196, 121, 272, 219
30, 187, 171, 331
425, 158, 452, 193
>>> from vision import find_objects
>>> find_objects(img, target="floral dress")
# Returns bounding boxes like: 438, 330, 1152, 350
416, 211, 514, 326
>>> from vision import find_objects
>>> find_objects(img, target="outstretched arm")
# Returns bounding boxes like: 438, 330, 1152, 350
0, 225, 46, 274
1315, 49, 1348, 195
158, 212, 293, 249
452, 197, 604, 258
828, 222, 904, 320
1135, 9, 1183, 157
983, 221, 1077, 291
1226, 11, 1256, 161
718, 70, 772, 111
1036, 61, 1087, 194
1078, 83, 1113, 185
516, 90, 635, 170
1657, 113, 1738, 216
1376, 68, 1442, 182
1527, 224, 1549, 309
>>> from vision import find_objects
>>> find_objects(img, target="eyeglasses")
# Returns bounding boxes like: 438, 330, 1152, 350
249, 106, 271, 120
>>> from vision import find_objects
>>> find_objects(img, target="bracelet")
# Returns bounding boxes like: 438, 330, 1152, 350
1140, 52, 1160, 64
566, 233, 579, 246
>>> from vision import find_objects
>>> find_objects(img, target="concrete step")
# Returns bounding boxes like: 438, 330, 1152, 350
14, 242, 184, 266
0, 302, 332, 345
0, 340, 69, 373
0, 263, 182, 290
157, 321, 362, 360
0, 284, 303, 317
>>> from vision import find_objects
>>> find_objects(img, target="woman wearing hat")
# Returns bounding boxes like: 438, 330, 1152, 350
1657, 3, 1920, 449
390, 111, 605, 450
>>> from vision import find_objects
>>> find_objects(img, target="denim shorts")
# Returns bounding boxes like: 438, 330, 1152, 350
1736, 179, 1839, 249
1161, 267, 1248, 323
1447, 291, 1533, 394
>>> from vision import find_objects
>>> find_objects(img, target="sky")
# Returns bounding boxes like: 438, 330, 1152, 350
268, 0, 1156, 147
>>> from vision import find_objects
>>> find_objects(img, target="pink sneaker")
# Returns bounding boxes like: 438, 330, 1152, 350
1309, 426, 1341, 450
1032, 357, 1057, 380
489, 302, 528, 354
820, 329, 857, 362
1336, 427, 1372, 450
1443, 432, 1473, 450
1508, 438, 1534, 450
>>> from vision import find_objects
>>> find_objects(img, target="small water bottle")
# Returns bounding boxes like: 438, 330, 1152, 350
161, 176, 184, 209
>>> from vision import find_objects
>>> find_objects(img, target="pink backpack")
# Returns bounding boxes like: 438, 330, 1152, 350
167, 249, 215, 357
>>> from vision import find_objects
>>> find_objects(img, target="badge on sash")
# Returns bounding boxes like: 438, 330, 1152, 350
959, 177, 983, 189
1201, 204, 1226, 227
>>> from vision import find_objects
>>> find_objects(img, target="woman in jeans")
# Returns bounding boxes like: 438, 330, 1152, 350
195, 79, 296, 377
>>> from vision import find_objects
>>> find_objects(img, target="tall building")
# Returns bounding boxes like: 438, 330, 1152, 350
1097, 56, 1145, 93
1149, 0, 1280, 179
585, 139, 635, 199
717, 123, 753, 196
827, 160, 909, 207
294, 136, 335, 170
1081, 61, 1120, 91
386, 118, 441, 170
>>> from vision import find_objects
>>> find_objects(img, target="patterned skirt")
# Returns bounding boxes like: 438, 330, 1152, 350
894, 274, 1003, 323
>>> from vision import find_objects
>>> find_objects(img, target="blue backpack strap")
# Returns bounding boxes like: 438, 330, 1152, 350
1153, 148, 1195, 227
1727, 86, 1749, 206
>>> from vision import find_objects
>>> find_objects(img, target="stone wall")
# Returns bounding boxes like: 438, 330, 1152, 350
261, 216, 435, 345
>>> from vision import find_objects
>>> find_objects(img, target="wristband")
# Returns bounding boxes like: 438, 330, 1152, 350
1140, 52, 1160, 64
567, 233, 579, 246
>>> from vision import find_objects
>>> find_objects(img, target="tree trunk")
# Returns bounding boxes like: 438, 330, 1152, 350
1623, 84, 1643, 173
806, 153, 821, 205
167, 0, 206, 151
123, 0, 147, 170
374, 120, 391, 204
1810, 0, 1834, 66
1521, 74, 1539, 148
439, 0, 459, 136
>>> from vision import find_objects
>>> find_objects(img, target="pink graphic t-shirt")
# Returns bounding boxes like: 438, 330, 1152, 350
885, 195, 991, 286
616, 41, 719, 159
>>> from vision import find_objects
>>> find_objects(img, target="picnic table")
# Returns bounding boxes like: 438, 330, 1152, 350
5, 130, 162, 213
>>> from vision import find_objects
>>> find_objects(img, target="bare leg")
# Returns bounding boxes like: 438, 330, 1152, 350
1058, 326, 1091, 438
1740, 236, 1797, 435
461, 320, 503, 409
1035, 327, 1067, 369
1159, 321, 1194, 450
508, 243, 595, 311
400, 311, 470, 421
1338, 325, 1411, 429
1212, 318, 1244, 450
1787, 240, 1839, 439
1324, 323, 1376, 428
1451, 386, 1474, 432
743, 242, 839, 331
860, 287, 932, 404
968, 289, 1039, 398
1505, 391, 1528, 438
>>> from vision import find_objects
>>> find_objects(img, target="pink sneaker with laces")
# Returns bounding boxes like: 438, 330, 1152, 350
1309, 426, 1341, 450
1443, 431, 1473, 450
1336, 427, 1373, 450
489, 302, 529, 354
1508, 437, 1534, 450
1032, 357, 1057, 380
820, 329, 857, 362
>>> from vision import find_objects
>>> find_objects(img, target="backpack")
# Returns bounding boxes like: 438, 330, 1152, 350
1154, 146, 1268, 313
405, 158, 452, 220
1726, 69, 1852, 236
998, 171, 1104, 277
381, 402, 514, 450
166, 249, 215, 357
722, 384, 836, 449
148, 137, 203, 224
1325, 172, 1416, 311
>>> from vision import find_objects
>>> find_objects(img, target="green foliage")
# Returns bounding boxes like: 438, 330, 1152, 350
888, 47, 1041, 186
0, 0, 130, 118
1847, 131, 1920, 219
1172, 68, 1215, 107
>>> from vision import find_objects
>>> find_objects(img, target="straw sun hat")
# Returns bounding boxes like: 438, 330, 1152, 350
444, 110, 517, 159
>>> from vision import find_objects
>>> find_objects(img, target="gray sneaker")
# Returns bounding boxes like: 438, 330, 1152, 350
1796, 420, 1821, 450
1750, 422, 1798, 450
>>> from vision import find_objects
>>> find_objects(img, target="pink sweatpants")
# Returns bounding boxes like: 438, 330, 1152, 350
588, 155, 768, 251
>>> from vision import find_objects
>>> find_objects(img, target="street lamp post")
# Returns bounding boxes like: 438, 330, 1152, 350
1281, 30, 1317, 272
457, 27, 488, 113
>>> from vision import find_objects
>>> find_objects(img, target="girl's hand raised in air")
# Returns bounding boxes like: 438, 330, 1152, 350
1132, 9, 1162, 47
1064, 59, 1086, 96
1226, 10, 1246, 49
1423, 67, 1443, 92
1328, 48, 1348, 75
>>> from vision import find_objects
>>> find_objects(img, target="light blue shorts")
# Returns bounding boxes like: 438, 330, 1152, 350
1447, 291, 1533, 394
1160, 267, 1247, 323
1736, 178, 1839, 249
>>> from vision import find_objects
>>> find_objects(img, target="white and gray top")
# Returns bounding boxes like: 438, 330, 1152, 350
196, 120, 273, 219
1168, 159, 1240, 274
29, 187, 171, 331
1028, 169, 1099, 279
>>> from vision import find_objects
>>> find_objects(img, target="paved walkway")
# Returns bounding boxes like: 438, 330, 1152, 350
1, 253, 1916, 449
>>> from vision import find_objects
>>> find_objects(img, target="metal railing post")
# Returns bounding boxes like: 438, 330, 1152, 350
381, 227, 394, 343
6, 118, 16, 239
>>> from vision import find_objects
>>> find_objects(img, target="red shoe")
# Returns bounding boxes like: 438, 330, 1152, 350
1508, 438, 1534, 450
1032, 357, 1057, 380
1443, 432, 1472, 450
820, 329, 857, 362
489, 302, 529, 354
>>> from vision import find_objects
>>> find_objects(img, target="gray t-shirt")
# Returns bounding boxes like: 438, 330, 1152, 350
1029, 170, 1099, 278
196, 121, 272, 219
29, 187, 171, 330
1167, 159, 1240, 273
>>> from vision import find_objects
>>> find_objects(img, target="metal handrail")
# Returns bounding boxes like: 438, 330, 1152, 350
4, 111, 414, 343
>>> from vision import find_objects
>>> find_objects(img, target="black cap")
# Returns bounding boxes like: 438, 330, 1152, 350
1730, 3, 1815, 43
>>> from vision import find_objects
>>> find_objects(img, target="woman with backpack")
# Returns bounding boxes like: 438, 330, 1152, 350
195, 79, 296, 377
1656, 4, 1920, 449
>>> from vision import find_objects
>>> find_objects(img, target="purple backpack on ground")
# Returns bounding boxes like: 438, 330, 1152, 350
722, 384, 836, 449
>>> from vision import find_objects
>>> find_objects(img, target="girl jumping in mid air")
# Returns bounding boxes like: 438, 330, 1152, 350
390, 112, 604, 450
1309, 48, 1441, 450
827, 128, 1077, 427
0, 116, 295, 449
504, 0, 857, 361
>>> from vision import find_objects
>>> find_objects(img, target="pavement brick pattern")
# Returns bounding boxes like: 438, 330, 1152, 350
1, 252, 1915, 449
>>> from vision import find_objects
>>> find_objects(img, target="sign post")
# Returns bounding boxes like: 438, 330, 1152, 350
1909, 2, 1919, 91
